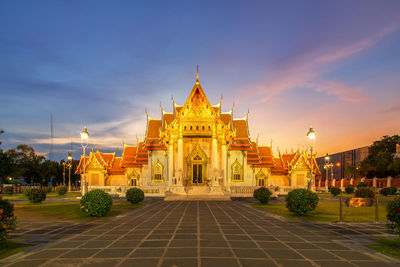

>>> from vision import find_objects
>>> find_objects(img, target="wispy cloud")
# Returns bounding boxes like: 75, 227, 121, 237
249, 25, 398, 103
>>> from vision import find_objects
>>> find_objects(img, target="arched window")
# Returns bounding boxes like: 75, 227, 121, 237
202, 125, 205, 131
152, 161, 163, 182
190, 125, 193, 130
232, 160, 242, 182
196, 125, 199, 131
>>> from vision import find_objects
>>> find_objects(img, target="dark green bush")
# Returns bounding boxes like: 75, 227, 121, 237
330, 187, 342, 196
387, 196, 400, 234
80, 190, 112, 217
285, 189, 319, 216
381, 186, 398, 196
357, 182, 367, 188
126, 188, 144, 204
354, 187, 375, 199
345, 184, 354, 194
0, 197, 17, 240
56, 185, 67, 195
29, 188, 47, 203
253, 187, 272, 204
22, 188, 33, 197
3, 187, 13, 195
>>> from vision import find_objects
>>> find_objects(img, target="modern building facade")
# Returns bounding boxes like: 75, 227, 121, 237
77, 70, 320, 198
316, 146, 369, 180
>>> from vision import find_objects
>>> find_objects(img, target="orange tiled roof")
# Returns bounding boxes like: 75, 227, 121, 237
247, 142, 260, 165
230, 119, 251, 150
75, 156, 89, 174
271, 157, 288, 175
162, 113, 174, 129
120, 145, 138, 167
144, 119, 166, 150
221, 113, 231, 127
257, 146, 275, 167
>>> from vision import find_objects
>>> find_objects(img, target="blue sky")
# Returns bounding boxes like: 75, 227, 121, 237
1, 0, 400, 161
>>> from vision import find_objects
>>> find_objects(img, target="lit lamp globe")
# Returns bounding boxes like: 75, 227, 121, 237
80, 127, 89, 147
67, 152, 73, 162
307, 127, 316, 141
324, 153, 330, 163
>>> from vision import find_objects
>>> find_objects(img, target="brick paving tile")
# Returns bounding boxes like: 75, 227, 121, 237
59, 248, 100, 258
161, 258, 198, 267
120, 258, 159, 267
169, 239, 198, 247
286, 242, 317, 249
139, 240, 169, 247
200, 240, 228, 247
201, 258, 240, 267
313, 260, 355, 267
200, 248, 233, 257
331, 250, 375, 260
129, 248, 165, 258
276, 259, 314, 267
81, 240, 114, 248
94, 248, 132, 258
233, 248, 267, 258
109, 240, 140, 248
6, 260, 44, 267
265, 249, 304, 259
297, 249, 340, 260
48, 241, 82, 248
350, 260, 394, 267
80, 259, 121, 266
165, 247, 197, 257
29, 249, 67, 259
316, 242, 351, 250
239, 258, 278, 267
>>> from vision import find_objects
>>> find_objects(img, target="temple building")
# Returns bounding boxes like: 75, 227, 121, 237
77, 69, 320, 198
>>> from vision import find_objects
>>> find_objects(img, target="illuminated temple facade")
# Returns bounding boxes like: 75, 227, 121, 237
77, 71, 320, 198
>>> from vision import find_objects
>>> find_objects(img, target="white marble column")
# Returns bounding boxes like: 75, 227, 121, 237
222, 143, 227, 185
168, 141, 174, 186
178, 138, 183, 185
212, 125, 217, 183
387, 176, 392, 187
331, 179, 335, 187
340, 178, 344, 190
373, 177, 377, 187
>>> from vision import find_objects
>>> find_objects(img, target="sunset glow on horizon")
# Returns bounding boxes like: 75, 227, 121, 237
1, 1, 400, 161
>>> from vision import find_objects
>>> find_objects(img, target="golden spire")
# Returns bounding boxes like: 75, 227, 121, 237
196, 64, 199, 84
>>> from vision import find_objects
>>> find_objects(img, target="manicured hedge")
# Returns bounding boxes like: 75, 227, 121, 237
22, 188, 33, 197
285, 189, 319, 216
126, 188, 144, 204
380, 186, 397, 196
3, 187, 13, 195
354, 187, 375, 199
80, 190, 112, 217
329, 187, 342, 196
29, 188, 47, 203
345, 184, 354, 194
387, 196, 400, 234
253, 187, 272, 204
357, 182, 367, 188
56, 185, 67, 195
0, 197, 17, 240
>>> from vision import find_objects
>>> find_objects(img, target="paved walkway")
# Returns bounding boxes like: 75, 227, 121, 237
3, 201, 399, 267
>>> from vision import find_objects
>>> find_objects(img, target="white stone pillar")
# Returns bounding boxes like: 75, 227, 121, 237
168, 141, 174, 186
222, 143, 227, 185
212, 125, 218, 184
325, 180, 329, 192
373, 177, 377, 188
350, 178, 354, 185
387, 176, 392, 187
331, 178, 335, 187
178, 138, 183, 185
318, 179, 321, 189
340, 178, 344, 190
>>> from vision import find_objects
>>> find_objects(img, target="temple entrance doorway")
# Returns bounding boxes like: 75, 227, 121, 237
187, 144, 208, 186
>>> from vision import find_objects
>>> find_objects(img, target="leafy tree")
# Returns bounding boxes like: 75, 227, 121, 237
359, 135, 400, 178
346, 165, 358, 179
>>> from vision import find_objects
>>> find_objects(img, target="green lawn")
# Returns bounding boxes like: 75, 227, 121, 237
253, 201, 390, 222
0, 240, 32, 260
317, 193, 397, 201
365, 238, 400, 259
14, 202, 144, 221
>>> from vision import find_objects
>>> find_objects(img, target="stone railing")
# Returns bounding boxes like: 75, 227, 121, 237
230, 186, 304, 197
88, 185, 165, 197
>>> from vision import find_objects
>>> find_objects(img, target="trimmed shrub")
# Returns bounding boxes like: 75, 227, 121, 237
327, 185, 333, 191
126, 188, 145, 204
285, 189, 319, 216
381, 186, 398, 196
56, 185, 67, 195
330, 187, 342, 196
0, 197, 17, 240
354, 187, 375, 199
3, 187, 13, 195
357, 182, 367, 188
345, 184, 355, 194
80, 190, 112, 217
387, 196, 400, 234
253, 187, 272, 204
22, 188, 33, 197
29, 188, 47, 203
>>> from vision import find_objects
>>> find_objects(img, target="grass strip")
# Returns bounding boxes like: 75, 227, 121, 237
365, 238, 400, 260
0, 240, 32, 260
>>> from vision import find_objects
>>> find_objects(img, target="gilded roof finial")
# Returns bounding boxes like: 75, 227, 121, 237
196, 64, 199, 84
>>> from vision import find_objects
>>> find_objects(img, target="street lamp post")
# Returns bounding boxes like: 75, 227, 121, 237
67, 152, 73, 192
307, 127, 316, 191
62, 162, 66, 186
324, 154, 333, 191
80, 127, 89, 195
